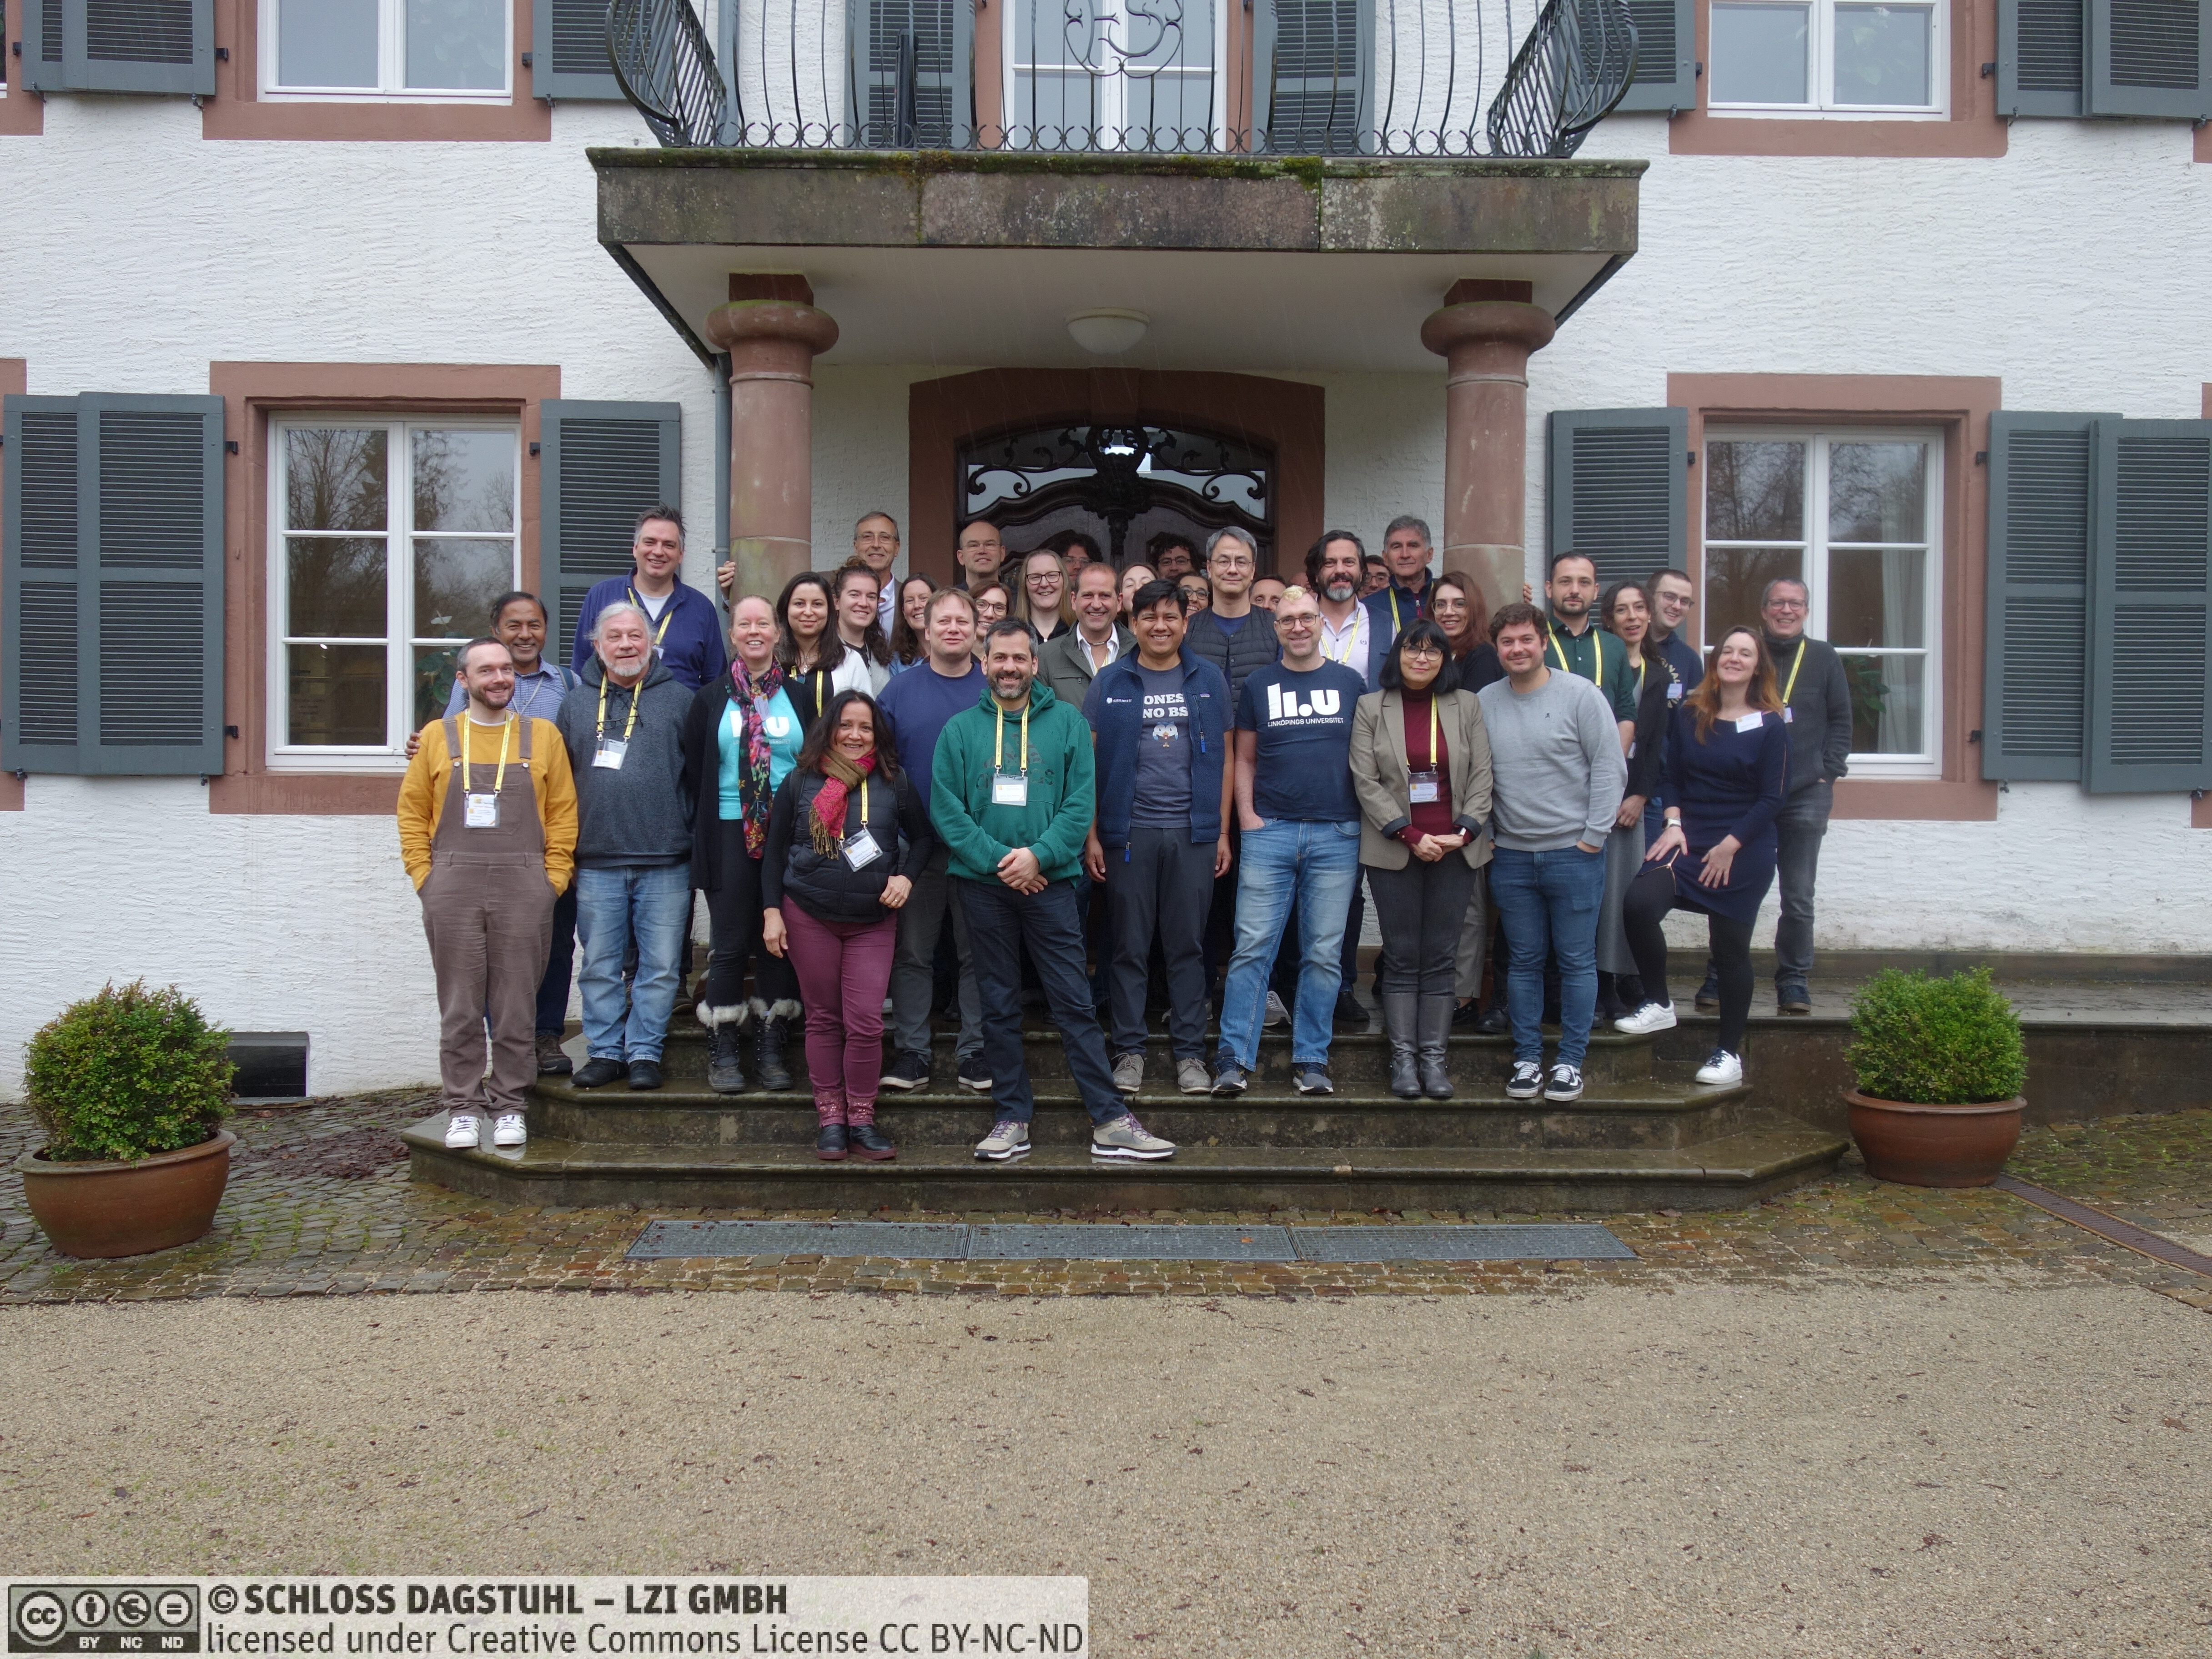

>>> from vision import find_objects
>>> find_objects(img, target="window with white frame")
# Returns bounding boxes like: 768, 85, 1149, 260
1004, 0, 1225, 145
1709, 0, 1944, 113
262, 0, 510, 99
1701, 430, 1941, 775
272, 419, 521, 762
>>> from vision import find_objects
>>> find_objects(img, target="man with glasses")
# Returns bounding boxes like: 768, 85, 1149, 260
1212, 586, 1368, 1098
1646, 568, 1706, 692
1714, 577, 1851, 1017
851, 511, 903, 633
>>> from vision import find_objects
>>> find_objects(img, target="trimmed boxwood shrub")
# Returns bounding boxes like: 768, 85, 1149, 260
23, 981, 234, 1161
1846, 966, 2026, 1106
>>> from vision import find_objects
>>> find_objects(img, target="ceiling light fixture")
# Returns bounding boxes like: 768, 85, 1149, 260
1066, 308, 1150, 356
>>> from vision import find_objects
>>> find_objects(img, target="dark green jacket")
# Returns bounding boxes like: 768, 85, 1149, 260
930, 679, 1096, 883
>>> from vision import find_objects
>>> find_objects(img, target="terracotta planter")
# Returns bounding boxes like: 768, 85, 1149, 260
1845, 1091, 2021, 1188
15, 1130, 236, 1258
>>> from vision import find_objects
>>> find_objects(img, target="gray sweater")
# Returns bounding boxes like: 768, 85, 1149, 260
556, 656, 696, 869
1475, 670, 1628, 851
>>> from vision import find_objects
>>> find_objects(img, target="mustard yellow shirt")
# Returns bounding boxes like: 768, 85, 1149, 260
396, 714, 578, 893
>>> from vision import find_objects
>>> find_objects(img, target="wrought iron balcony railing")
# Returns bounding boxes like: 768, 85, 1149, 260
607, 0, 1637, 159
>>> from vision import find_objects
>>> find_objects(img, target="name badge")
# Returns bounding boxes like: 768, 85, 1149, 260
594, 739, 628, 770
1734, 713, 1765, 734
1668, 680, 1684, 702
1408, 769, 1441, 805
991, 772, 1029, 807
842, 827, 885, 871
1782, 705, 1795, 723
463, 792, 499, 829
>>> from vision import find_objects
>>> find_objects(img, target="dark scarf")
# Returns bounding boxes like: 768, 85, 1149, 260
729, 658, 786, 858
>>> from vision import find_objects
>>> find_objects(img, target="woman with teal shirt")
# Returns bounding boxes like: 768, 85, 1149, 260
682, 596, 806, 1096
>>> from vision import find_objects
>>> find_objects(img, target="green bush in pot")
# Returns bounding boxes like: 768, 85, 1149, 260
1845, 966, 2026, 1106
24, 980, 234, 1161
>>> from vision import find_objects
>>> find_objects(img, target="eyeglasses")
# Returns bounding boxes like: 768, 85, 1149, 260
1401, 643, 1443, 659
1026, 573, 1060, 587
1765, 597, 1808, 612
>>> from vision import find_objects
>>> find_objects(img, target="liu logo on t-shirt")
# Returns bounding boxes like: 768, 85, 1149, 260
1265, 684, 1342, 722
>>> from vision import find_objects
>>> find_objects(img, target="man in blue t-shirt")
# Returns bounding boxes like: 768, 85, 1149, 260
1213, 585, 1368, 1097
875, 588, 989, 1094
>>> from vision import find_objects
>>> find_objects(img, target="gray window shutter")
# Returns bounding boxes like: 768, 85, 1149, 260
3, 397, 89, 772
1252, 0, 1374, 153
539, 401, 683, 667
1981, 412, 2113, 781
534, 0, 627, 101
1546, 407, 1689, 593
39, 0, 216, 96
2089, 0, 2212, 117
1611, 0, 1696, 113
3, 393, 225, 776
2084, 419, 2212, 793
1999, 0, 2089, 116
23, 0, 65, 91
847, 0, 969, 147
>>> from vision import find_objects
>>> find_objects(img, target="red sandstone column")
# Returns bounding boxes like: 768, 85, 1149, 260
1419, 281, 1557, 618
703, 294, 840, 603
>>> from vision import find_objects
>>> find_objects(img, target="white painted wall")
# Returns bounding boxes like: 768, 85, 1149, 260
6, 90, 2212, 1097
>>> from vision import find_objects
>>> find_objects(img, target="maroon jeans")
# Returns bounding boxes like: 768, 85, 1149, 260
780, 901, 899, 1123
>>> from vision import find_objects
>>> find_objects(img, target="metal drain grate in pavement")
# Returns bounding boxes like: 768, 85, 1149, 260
629, 1219, 1633, 1263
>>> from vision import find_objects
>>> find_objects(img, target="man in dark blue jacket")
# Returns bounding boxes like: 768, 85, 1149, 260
569, 506, 728, 691
1083, 580, 1234, 1098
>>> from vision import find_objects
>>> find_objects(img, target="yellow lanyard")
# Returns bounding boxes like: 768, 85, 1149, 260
1415, 695, 1438, 769
1546, 621, 1603, 683
462, 714, 513, 794
993, 702, 1030, 774
1633, 653, 1646, 699
596, 673, 641, 744
1389, 588, 1402, 634
628, 587, 675, 646
1781, 639, 1807, 703
857, 776, 869, 832
1323, 608, 1362, 666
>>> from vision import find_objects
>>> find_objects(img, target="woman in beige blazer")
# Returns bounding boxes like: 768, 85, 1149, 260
1349, 618, 1494, 1101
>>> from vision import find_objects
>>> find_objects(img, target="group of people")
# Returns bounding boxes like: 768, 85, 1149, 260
400, 500, 1853, 1166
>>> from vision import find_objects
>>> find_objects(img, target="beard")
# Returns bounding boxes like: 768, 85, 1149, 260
1324, 578, 1357, 603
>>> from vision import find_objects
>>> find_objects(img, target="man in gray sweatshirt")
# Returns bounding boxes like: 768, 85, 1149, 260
1475, 602, 1627, 1105
555, 602, 696, 1091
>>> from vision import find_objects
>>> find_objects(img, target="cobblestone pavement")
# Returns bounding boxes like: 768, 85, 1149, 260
5, 1090, 2212, 1306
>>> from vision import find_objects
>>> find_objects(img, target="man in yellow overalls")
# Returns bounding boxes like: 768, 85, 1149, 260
398, 638, 578, 1152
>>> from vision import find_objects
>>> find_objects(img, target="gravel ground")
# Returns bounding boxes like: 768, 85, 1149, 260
3, 1283, 2207, 1657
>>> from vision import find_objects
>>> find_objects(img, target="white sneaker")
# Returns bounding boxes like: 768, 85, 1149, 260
1614, 1000, 1678, 1035
1696, 1049, 1744, 1086
442, 1113, 481, 1150
1263, 990, 1290, 1029
492, 1112, 527, 1148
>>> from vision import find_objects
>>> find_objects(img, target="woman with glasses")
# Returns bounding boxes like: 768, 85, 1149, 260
1177, 573, 1213, 615
1349, 619, 1494, 1101
1428, 571, 1504, 691
968, 581, 1012, 656
1017, 548, 1074, 642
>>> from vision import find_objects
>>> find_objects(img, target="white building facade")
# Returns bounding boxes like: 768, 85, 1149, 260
3, 0, 2209, 1095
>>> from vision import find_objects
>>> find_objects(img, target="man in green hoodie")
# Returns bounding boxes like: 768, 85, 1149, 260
932, 619, 1178, 1166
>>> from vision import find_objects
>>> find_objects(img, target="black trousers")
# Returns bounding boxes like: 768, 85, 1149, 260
701, 819, 798, 1010
1624, 865, 1754, 1055
1368, 856, 1478, 997
1105, 829, 1216, 1059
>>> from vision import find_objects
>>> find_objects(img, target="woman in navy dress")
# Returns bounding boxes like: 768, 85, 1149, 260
1612, 625, 1789, 1086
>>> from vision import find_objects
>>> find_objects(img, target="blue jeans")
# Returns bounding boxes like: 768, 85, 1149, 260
575, 863, 692, 1062
1217, 819, 1361, 1069
958, 876, 1125, 1126
1488, 843, 1607, 1066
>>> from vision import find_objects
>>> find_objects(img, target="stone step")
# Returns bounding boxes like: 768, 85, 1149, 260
401, 1109, 1848, 1215
643, 1027, 1660, 1087
529, 1076, 1752, 1151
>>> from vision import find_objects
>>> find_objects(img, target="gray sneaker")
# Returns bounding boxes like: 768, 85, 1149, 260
1111, 1052, 1144, 1095
974, 1119, 1031, 1163
1263, 990, 1290, 1028
1091, 1113, 1177, 1161
1176, 1057, 1212, 1094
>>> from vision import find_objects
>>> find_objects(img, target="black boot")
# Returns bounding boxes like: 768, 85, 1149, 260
699, 1003, 749, 1095
1416, 994, 1455, 1100
1382, 992, 1421, 1100
752, 998, 797, 1093
1475, 988, 1510, 1036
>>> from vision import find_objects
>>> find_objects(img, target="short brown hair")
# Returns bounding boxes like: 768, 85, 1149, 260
1489, 600, 1545, 643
